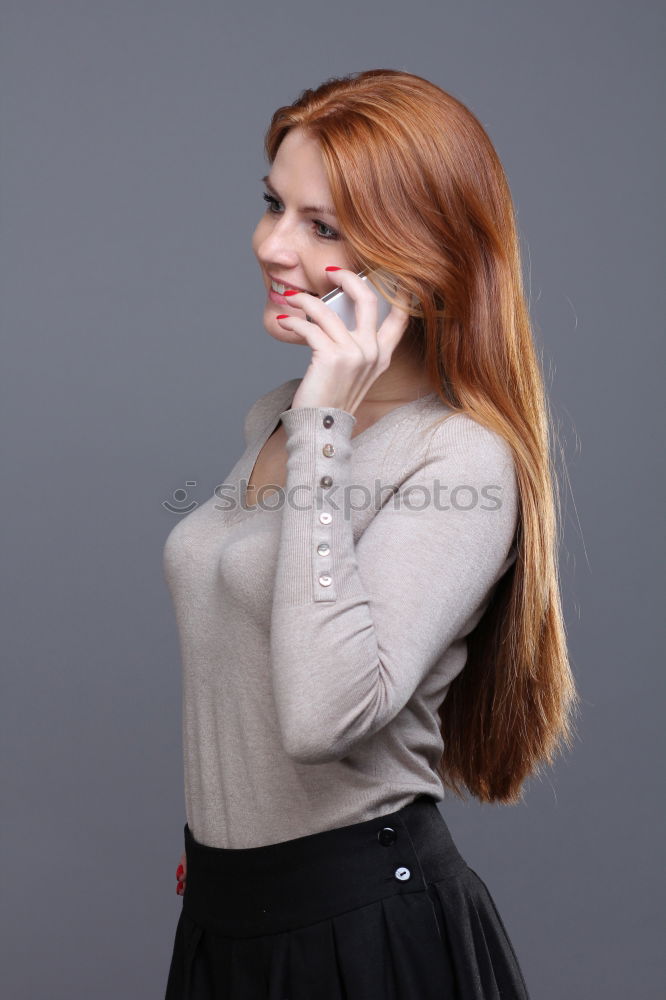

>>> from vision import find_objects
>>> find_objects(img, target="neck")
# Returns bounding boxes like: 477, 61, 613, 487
361, 341, 431, 404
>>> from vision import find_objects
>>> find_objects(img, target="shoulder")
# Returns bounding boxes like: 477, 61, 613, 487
408, 403, 516, 478
404, 406, 519, 526
243, 377, 301, 446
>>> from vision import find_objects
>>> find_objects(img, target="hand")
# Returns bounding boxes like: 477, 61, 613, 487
276, 266, 411, 415
175, 852, 186, 896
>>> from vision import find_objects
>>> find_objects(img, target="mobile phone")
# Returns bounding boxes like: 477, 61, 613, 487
305, 266, 397, 326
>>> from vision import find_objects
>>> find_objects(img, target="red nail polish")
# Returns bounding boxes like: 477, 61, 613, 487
176, 865, 183, 879
276, 314, 290, 320
325, 266, 341, 271
283, 289, 299, 296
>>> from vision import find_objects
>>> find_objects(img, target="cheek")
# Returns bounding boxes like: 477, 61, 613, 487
312, 250, 355, 291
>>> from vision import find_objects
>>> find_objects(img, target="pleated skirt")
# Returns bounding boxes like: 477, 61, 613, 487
164, 794, 531, 999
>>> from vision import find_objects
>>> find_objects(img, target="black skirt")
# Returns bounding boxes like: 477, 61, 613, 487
164, 794, 531, 999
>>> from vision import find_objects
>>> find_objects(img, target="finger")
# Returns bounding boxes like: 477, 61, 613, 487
276, 313, 360, 356
321, 266, 379, 336
377, 298, 412, 357
279, 289, 351, 345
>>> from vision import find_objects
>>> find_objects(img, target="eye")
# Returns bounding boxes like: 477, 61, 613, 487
261, 192, 340, 242
262, 192, 281, 214
314, 220, 339, 241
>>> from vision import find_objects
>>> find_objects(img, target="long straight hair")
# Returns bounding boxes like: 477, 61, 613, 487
264, 68, 580, 803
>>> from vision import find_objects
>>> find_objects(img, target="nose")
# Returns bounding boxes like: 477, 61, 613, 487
256, 215, 303, 270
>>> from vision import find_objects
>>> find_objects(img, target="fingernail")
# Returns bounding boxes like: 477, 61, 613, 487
177, 881, 184, 893
325, 266, 341, 271
283, 290, 299, 296
176, 865, 184, 879
276, 315, 289, 320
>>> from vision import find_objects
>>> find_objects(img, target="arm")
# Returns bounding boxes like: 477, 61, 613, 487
269, 405, 519, 764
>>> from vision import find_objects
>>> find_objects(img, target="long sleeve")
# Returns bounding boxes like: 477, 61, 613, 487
269, 405, 519, 765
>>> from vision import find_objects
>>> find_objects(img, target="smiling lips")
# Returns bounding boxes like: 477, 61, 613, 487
268, 284, 309, 308
269, 275, 317, 296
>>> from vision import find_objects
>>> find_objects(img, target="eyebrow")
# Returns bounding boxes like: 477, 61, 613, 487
261, 175, 337, 218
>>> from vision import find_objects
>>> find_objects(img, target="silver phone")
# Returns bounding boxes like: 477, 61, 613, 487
305, 266, 397, 326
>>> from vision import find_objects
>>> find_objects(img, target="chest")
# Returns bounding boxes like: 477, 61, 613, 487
245, 422, 289, 507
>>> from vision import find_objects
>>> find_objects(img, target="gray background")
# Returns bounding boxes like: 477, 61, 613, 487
2, 1, 663, 997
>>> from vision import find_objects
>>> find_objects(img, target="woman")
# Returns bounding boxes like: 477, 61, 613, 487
163, 68, 579, 999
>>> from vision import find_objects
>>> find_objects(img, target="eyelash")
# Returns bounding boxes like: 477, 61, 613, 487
262, 192, 340, 241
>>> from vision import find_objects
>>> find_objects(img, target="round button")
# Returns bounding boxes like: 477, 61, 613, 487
323, 415, 334, 428
317, 542, 331, 556
377, 826, 397, 846
318, 575, 332, 587
322, 443, 335, 457
319, 512, 332, 524
394, 867, 411, 881
320, 475, 333, 488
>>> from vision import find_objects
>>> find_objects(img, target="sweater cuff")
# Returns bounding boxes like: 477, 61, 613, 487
275, 405, 361, 606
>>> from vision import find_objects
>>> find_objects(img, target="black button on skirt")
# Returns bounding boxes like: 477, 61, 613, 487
164, 794, 531, 999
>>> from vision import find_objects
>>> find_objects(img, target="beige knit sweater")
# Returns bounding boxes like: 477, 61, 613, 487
163, 377, 519, 848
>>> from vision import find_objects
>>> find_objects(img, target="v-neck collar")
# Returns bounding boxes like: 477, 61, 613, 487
231, 380, 441, 520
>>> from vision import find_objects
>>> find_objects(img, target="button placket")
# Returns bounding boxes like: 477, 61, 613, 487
314, 412, 338, 602
376, 826, 413, 883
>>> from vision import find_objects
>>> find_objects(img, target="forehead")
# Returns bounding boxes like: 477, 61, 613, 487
269, 128, 335, 213
273, 126, 322, 170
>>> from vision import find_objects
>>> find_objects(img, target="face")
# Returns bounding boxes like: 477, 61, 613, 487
252, 127, 354, 343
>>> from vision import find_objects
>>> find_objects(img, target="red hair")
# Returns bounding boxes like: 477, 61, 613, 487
264, 69, 580, 803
